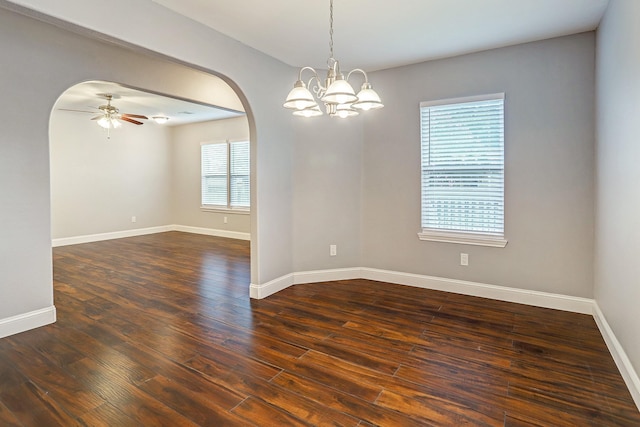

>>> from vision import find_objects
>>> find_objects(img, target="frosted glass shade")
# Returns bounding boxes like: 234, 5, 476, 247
352, 84, 384, 111
321, 78, 358, 105
334, 103, 359, 118
97, 116, 110, 128
283, 81, 317, 110
97, 115, 121, 129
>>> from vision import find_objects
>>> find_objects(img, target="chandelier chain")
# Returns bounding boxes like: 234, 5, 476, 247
329, 0, 334, 60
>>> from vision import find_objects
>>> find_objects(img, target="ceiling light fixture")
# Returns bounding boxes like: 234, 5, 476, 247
152, 116, 170, 124
94, 96, 121, 130
96, 115, 121, 129
96, 113, 120, 139
93, 95, 123, 139
283, 0, 383, 118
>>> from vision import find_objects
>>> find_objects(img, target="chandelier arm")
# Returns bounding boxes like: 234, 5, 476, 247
346, 68, 370, 83
298, 66, 319, 82
297, 66, 327, 97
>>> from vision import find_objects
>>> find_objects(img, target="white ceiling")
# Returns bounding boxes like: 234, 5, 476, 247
55, 81, 244, 126
151, 0, 609, 71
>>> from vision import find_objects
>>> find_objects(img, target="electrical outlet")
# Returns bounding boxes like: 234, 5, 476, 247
224, 216, 228, 224
460, 253, 469, 266
131, 216, 137, 223
330, 244, 337, 256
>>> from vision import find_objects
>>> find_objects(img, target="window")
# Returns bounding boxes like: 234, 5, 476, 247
201, 140, 250, 210
418, 93, 506, 247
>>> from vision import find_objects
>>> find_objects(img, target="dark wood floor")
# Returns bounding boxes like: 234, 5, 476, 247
0, 232, 638, 426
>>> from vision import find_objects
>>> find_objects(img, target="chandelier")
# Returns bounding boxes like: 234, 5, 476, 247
283, 0, 383, 118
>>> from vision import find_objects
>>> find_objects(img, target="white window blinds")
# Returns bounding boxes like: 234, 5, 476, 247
230, 141, 250, 208
201, 141, 250, 209
420, 94, 504, 238
202, 143, 228, 206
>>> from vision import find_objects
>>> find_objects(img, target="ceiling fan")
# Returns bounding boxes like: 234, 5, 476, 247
93, 94, 148, 127
59, 94, 148, 138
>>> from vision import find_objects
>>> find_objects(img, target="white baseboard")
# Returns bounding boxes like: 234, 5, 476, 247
250, 274, 294, 299
172, 225, 250, 241
293, 267, 362, 285
253, 266, 593, 314
593, 303, 640, 410
360, 267, 595, 314
52, 225, 250, 247
52, 225, 173, 247
0, 306, 56, 339
250, 268, 362, 299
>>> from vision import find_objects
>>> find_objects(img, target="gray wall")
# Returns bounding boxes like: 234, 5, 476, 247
50, 111, 173, 239
171, 117, 251, 234
362, 33, 596, 298
595, 0, 640, 381
292, 118, 363, 271
0, 1, 295, 323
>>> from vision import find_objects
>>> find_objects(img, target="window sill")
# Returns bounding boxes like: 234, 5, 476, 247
201, 206, 250, 215
418, 230, 507, 248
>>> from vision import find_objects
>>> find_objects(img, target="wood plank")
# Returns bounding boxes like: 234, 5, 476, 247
220, 333, 310, 371
505, 385, 634, 426
503, 413, 546, 426
65, 357, 199, 426
0, 354, 82, 426
0, 400, 22, 427
76, 403, 138, 427
231, 396, 309, 426
138, 375, 248, 425
0, 345, 104, 418
0, 381, 83, 427
375, 388, 502, 426
271, 371, 427, 427
411, 330, 515, 368
214, 370, 361, 426
341, 320, 429, 346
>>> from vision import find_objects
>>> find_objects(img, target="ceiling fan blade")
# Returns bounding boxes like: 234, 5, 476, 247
122, 113, 148, 120
90, 115, 103, 120
58, 108, 96, 114
120, 116, 144, 125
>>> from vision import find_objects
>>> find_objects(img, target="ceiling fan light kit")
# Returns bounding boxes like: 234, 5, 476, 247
152, 116, 170, 124
58, 93, 151, 139
283, 0, 383, 118
96, 115, 122, 129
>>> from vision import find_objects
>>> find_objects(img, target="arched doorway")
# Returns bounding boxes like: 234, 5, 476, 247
49, 74, 256, 300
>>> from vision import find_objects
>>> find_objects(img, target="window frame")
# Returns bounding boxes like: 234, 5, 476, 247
200, 139, 250, 213
417, 93, 507, 248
